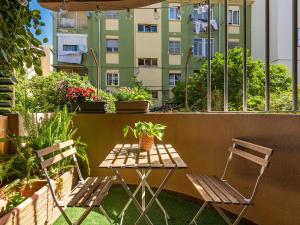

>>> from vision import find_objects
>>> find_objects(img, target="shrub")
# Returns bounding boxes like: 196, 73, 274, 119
114, 87, 152, 103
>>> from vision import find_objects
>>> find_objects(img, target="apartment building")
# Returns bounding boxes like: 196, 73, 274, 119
251, 0, 300, 81
52, 1, 252, 106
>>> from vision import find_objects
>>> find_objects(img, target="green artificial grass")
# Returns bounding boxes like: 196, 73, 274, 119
54, 186, 245, 225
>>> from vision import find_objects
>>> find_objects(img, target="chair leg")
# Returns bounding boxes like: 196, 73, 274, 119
232, 205, 249, 225
74, 207, 94, 225
99, 205, 113, 225
57, 206, 73, 225
211, 204, 232, 225
189, 201, 208, 225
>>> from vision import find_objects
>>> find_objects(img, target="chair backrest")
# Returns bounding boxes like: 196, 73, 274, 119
37, 140, 76, 169
230, 138, 273, 169
222, 138, 273, 203
36, 140, 84, 204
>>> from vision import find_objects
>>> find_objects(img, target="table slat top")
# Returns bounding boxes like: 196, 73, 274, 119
99, 144, 187, 169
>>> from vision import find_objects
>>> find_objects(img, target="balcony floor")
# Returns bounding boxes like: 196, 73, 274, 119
53, 186, 246, 225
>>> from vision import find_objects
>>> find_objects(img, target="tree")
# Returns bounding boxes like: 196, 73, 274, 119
172, 48, 292, 111
0, 0, 47, 76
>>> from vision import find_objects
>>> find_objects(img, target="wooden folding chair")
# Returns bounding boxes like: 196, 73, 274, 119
36, 140, 115, 225
187, 138, 273, 225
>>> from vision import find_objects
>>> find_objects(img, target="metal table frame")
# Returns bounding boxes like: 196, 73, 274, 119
113, 168, 174, 225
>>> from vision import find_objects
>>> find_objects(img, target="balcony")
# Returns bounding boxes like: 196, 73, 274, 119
57, 12, 88, 34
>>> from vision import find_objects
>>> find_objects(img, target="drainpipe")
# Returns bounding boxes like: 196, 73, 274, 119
218, 2, 221, 52
90, 48, 99, 96
185, 47, 193, 111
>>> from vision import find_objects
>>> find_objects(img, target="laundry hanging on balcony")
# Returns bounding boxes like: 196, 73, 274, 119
194, 20, 218, 34
58, 51, 82, 64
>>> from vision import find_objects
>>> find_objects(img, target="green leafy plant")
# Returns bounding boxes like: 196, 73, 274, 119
172, 48, 293, 112
5, 192, 24, 212
123, 122, 166, 141
0, 0, 47, 76
114, 87, 152, 103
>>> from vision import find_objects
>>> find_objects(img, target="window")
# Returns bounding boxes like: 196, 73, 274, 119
106, 72, 119, 86
169, 41, 181, 55
228, 40, 240, 49
138, 58, 158, 67
169, 73, 181, 86
106, 39, 118, 52
138, 24, 157, 32
151, 91, 158, 99
105, 11, 119, 19
63, 45, 79, 51
193, 4, 213, 21
169, 7, 180, 20
228, 9, 240, 25
193, 38, 214, 57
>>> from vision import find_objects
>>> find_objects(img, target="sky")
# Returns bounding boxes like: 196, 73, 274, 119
30, 0, 53, 45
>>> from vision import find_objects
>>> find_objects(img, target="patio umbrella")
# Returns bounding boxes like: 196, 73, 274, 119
38, 0, 163, 11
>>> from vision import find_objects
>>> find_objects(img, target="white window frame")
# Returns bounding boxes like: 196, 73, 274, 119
137, 24, 158, 33
106, 39, 119, 53
63, 44, 79, 52
105, 11, 119, 19
193, 38, 214, 58
151, 91, 158, 99
169, 73, 181, 87
138, 58, 158, 67
169, 40, 181, 55
169, 7, 181, 21
106, 72, 119, 86
228, 9, 240, 26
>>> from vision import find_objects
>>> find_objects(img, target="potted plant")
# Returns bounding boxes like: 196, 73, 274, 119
123, 121, 166, 151
114, 87, 152, 113
66, 87, 106, 113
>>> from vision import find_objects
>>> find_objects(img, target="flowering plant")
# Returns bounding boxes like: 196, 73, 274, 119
66, 87, 98, 103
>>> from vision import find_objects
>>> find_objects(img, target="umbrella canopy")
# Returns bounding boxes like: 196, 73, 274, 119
38, 0, 163, 11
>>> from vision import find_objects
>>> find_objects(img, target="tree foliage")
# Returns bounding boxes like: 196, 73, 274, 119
172, 48, 292, 111
0, 0, 47, 76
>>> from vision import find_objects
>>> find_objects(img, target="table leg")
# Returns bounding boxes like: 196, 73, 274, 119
142, 169, 146, 211
118, 170, 151, 218
134, 169, 174, 225
112, 168, 153, 225
136, 169, 171, 220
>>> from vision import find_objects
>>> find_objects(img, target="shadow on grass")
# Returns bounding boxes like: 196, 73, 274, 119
54, 186, 243, 225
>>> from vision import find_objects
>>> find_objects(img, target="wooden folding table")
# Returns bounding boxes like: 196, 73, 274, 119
99, 143, 187, 225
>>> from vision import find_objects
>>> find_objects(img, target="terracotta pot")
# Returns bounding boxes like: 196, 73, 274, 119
19, 180, 47, 198
115, 101, 149, 113
139, 135, 154, 151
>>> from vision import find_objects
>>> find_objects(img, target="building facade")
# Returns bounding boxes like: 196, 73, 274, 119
52, 1, 252, 106
251, 0, 300, 81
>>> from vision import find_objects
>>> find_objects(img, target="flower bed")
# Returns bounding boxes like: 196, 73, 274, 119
0, 170, 76, 225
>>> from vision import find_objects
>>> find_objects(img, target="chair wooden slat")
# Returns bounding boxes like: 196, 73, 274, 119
232, 138, 273, 156
37, 140, 74, 157
206, 176, 241, 204
156, 144, 175, 168
164, 144, 187, 168
195, 176, 222, 203
75, 177, 103, 206
86, 176, 114, 207
186, 174, 213, 202
201, 175, 231, 203
40, 148, 76, 169
229, 147, 269, 167
187, 174, 249, 205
